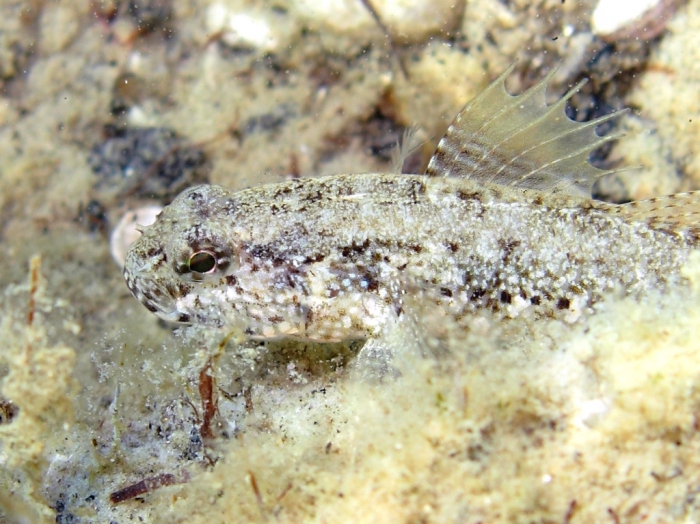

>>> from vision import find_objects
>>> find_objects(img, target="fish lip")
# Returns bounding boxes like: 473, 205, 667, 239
154, 308, 190, 324
124, 267, 181, 322
141, 292, 180, 322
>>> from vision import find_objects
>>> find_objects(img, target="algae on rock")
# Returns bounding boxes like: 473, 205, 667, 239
0, 256, 77, 523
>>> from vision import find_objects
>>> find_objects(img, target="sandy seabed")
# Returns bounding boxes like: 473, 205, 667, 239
2, 0, 700, 522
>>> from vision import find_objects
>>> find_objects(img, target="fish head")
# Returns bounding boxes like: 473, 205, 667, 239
123, 184, 242, 327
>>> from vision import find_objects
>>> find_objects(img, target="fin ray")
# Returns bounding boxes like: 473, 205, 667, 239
391, 125, 421, 173
426, 66, 623, 198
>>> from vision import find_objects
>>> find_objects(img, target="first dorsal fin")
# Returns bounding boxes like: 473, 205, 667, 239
425, 64, 625, 198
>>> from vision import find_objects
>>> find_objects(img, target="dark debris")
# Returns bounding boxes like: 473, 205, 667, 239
89, 126, 210, 202
243, 104, 296, 135
94, 0, 174, 40
126, 0, 173, 36
76, 199, 109, 235
0, 398, 18, 424
109, 473, 179, 503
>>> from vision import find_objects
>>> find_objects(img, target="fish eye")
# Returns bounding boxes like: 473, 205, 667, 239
188, 250, 217, 274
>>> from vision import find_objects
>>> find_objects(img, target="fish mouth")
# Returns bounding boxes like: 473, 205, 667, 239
124, 265, 221, 325
154, 307, 191, 324
133, 285, 182, 322
123, 266, 183, 323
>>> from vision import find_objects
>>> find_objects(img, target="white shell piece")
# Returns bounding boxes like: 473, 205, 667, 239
111, 206, 163, 269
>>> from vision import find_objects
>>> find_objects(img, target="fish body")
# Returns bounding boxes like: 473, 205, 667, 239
124, 66, 700, 342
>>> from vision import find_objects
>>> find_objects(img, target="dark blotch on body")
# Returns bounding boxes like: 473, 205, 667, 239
456, 189, 480, 201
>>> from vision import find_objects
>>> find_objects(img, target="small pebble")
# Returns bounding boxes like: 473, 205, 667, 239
591, 0, 668, 39
373, 0, 462, 44
207, 3, 289, 52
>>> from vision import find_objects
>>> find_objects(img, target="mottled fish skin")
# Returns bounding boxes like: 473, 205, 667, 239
123, 67, 700, 342
124, 173, 694, 341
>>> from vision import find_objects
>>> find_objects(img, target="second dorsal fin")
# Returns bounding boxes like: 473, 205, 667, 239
611, 192, 700, 241
425, 65, 625, 198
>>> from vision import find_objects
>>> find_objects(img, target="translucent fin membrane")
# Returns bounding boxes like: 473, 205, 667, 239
391, 125, 421, 174
425, 65, 625, 198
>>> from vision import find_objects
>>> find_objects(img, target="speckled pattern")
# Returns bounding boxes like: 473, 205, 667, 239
124, 71, 699, 342
125, 172, 695, 340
